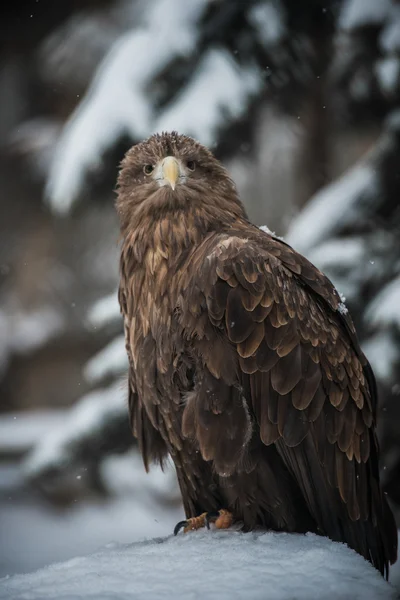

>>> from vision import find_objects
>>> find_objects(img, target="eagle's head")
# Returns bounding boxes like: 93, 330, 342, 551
116, 131, 246, 232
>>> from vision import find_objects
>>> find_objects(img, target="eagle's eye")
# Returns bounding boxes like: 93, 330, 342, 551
143, 164, 154, 175
186, 160, 196, 171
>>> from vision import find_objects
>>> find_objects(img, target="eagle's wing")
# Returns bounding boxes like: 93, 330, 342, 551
180, 229, 397, 574
118, 286, 167, 471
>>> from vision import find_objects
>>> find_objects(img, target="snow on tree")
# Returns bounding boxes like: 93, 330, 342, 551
23, 295, 134, 499
0, 304, 64, 379
43, 0, 338, 214
24, 382, 131, 498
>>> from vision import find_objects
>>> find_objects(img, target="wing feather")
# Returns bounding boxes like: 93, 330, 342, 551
184, 228, 397, 575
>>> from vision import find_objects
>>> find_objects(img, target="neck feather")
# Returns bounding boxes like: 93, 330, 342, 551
118, 184, 247, 266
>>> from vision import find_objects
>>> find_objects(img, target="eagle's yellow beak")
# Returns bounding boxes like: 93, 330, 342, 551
162, 156, 180, 191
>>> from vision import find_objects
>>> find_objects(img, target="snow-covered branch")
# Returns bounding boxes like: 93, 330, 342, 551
286, 156, 378, 254
23, 382, 130, 482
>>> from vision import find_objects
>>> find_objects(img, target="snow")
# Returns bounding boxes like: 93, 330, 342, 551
0, 530, 396, 600
339, 0, 391, 31
8, 118, 61, 179
376, 58, 400, 97
1, 305, 64, 357
337, 290, 349, 316
363, 332, 398, 383
286, 161, 377, 253
260, 224, 276, 236
0, 454, 181, 579
380, 9, 400, 53
39, 8, 123, 90
100, 451, 178, 501
386, 109, 400, 132
84, 333, 127, 383
0, 305, 64, 375
259, 224, 285, 242
23, 382, 126, 479
86, 291, 121, 328
155, 49, 261, 147
0, 410, 67, 455
11, 306, 64, 354
0, 496, 180, 579
305, 237, 366, 271
248, 1, 286, 47
45, 0, 210, 215
365, 276, 400, 329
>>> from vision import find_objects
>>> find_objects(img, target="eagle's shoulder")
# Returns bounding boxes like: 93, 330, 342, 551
193, 225, 345, 324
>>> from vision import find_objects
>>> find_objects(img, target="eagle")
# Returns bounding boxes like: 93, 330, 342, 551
116, 131, 397, 578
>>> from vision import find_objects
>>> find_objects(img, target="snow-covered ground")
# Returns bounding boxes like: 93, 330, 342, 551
0, 493, 182, 579
0, 530, 397, 600
0, 451, 182, 579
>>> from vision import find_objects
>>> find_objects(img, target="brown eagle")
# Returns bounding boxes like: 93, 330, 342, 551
116, 131, 397, 578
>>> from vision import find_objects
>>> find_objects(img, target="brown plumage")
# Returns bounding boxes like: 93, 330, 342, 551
116, 131, 397, 578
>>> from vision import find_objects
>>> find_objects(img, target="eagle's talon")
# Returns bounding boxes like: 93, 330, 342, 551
209, 509, 233, 529
174, 512, 207, 535
205, 511, 220, 530
174, 509, 233, 535
174, 520, 188, 536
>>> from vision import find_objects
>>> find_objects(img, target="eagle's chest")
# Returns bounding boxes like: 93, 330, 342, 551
131, 261, 193, 411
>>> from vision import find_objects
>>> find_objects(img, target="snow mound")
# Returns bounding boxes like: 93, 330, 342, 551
0, 531, 396, 600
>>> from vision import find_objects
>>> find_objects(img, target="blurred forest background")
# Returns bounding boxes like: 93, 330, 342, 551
0, 0, 399, 582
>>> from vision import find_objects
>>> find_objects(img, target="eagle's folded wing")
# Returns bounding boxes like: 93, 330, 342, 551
180, 229, 397, 574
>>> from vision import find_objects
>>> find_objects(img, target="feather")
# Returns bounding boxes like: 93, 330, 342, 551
207, 279, 229, 321
260, 420, 280, 445
282, 400, 309, 446
307, 386, 326, 421
226, 288, 255, 343
256, 340, 280, 372
237, 322, 265, 358
271, 345, 303, 394
267, 379, 280, 424
264, 318, 292, 350
251, 302, 274, 322
329, 381, 343, 407
360, 431, 370, 463
277, 394, 290, 436
338, 404, 357, 453
275, 319, 300, 357
292, 356, 321, 410
241, 289, 263, 311
239, 355, 258, 374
